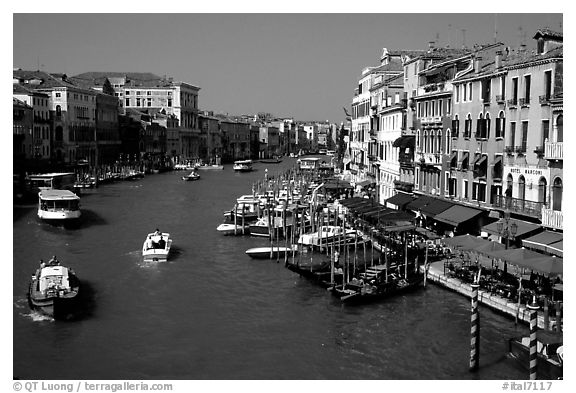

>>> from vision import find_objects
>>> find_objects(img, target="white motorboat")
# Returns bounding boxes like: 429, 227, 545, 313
298, 226, 356, 247
245, 246, 297, 259
233, 160, 253, 172
142, 232, 172, 261
216, 223, 247, 235
28, 257, 80, 318
196, 164, 224, 170
182, 171, 200, 181
37, 189, 81, 223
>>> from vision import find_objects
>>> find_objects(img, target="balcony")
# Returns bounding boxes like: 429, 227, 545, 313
492, 194, 545, 219
519, 97, 530, 107
496, 95, 506, 104
541, 207, 563, 230
539, 95, 551, 105
533, 145, 544, 157
544, 141, 563, 160
482, 96, 491, 105
394, 179, 414, 193
507, 98, 518, 108
514, 145, 526, 154
367, 154, 378, 161
417, 152, 442, 167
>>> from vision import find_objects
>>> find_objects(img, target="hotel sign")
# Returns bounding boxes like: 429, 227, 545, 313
509, 168, 544, 176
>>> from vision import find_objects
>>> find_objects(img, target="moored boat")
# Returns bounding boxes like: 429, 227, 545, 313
508, 330, 563, 379
331, 273, 423, 303
233, 160, 253, 172
28, 257, 80, 318
245, 246, 297, 259
142, 231, 172, 261
37, 189, 81, 223
196, 164, 224, 170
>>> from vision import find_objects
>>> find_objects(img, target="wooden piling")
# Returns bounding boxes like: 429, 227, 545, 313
234, 203, 238, 235
469, 282, 480, 372
527, 297, 540, 380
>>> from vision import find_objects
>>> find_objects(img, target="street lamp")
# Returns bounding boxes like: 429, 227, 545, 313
496, 212, 518, 249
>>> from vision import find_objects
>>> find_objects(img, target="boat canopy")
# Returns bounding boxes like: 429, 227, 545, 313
39, 190, 80, 200
39, 266, 69, 292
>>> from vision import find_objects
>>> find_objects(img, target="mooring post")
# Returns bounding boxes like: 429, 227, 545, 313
555, 301, 562, 332
527, 296, 540, 380
469, 282, 480, 372
543, 297, 549, 331
234, 203, 238, 235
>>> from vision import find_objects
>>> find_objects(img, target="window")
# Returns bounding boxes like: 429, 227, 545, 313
463, 84, 467, 102
524, 75, 531, 104
136, 98, 141, 107
168, 99, 172, 107
512, 77, 518, 102
496, 112, 505, 139
464, 114, 472, 138
485, 113, 491, 139
55, 92, 61, 98
446, 98, 451, 115
538, 177, 547, 204
445, 172, 450, 193
463, 179, 469, 199
509, 122, 516, 149
518, 176, 526, 201
557, 115, 563, 142
541, 120, 550, 146
476, 113, 484, 139
542, 71, 552, 101
452, 115, 459, 137
446, 130, 451, 153
468, 82, 472, 101
521, 121, 528, 151
55, 105, 61, 117
125, 98, 130, 106
455, 85, 460, 103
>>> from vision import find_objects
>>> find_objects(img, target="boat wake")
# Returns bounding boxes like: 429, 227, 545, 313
16, 298, 54, 322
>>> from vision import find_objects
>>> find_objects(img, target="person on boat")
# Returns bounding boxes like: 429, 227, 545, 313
154, 228, 161, 236
146, 236, 154, 250
39, 259, 46, 268
48, 256, 59, 266
158, 236, 166, 249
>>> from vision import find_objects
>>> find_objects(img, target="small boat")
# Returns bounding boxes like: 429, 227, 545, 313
73, 176, 96, 189
298, 226, 356, 247
182, 171, 200, 181
28, 257, 80, 318
233, 160, 253, 172
216, 223, 249, 235
122, 170, 145, 180
37, 189, 81, 223
508, 330, 563, 379
142, 232, 172, 261
245, 246, 297, 259
331, 273, 423, 303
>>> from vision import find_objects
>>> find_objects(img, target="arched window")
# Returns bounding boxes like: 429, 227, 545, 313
538, 177, 547, 205
446, 129, 451, 154
56, 105, 62, 117
552, 177, 563, 211
476, 113, 484, 138
556, 115, 563, 142
452, 115, 460, 137
518, 175, 526, 201
497, 111, 506, 138
423, 131, 428, 153
55, 126, 63, 141
416, 130, 421, 149
429, 130, 435, 153
506, 174, 513, 197
485, 113, 491, 139
437, 131, 442, 154
465, 114, 472, 137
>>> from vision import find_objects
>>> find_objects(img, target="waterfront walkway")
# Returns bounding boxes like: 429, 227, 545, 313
422, 260, 562, 330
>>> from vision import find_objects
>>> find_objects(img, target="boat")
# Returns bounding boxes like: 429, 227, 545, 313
196, 164, 224, 170
233, 160, 253, 172
216, 223, 248, 235
331, 270, 423, 303
224, 198, 262, 223
122, 169, 145, 180
182, 171, 200, 181
142, 232, 172, 261
27, 257, 80, 318
298, 225, 357, 247
245, 246, 297, 259
37, 189, 81, 223
508, 330, 563, 379
73, 176, 96, 190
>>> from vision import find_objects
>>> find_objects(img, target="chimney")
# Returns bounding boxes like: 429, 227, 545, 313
474, 57, 482, 73
428, 41, 435, 50
495, 51, 502, 69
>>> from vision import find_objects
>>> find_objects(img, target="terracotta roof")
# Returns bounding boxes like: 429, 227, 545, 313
533, 28, 563, 40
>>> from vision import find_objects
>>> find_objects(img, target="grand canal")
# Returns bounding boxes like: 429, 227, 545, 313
13, 158, 529, 380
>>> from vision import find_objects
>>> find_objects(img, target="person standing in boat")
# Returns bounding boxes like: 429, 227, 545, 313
158, 236, 166, 249
48, 255, 59, 266
146, 236, 154, 250
154, 228, 161, 236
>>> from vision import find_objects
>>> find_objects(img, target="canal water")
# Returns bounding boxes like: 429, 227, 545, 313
13, 158, 529, 380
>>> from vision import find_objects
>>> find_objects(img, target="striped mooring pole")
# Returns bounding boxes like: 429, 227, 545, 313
469, 282, 480, 372
527, 296, 540, 380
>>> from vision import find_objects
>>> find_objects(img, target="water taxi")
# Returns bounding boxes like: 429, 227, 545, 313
28, 257, 80, 318
245, 246, 297, 259
233, 160, 253, 172
182, 171, 200, 181
142, 232, 172, 262
38, 190, 81, 223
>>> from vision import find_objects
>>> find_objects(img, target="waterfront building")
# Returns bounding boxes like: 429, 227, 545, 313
198, 112, 223, 164
14, 70, 99, 165
13, 97, 33, 162
349, 48, 404, 185
258, 126, 280, 158
449, 43, 507, 209
124, 109, 167, 167
498, 29, 563, 228
220, 118, 251, 161
13, 84, 51, 161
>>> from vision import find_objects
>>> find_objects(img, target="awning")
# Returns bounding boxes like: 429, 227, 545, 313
522, 231, 563, 252
356, 179, 376, 187
338, 197, 366, 207
475, 155, 487, 167
461, 151, 469, 166
482, 218, 541, 239
442, 234, 485, 250
385, 192, 415, 208
415, 227, 441, 239
546, 240, 563, 257
492, 155, 503, 167
406, 195, 434, 211
392, 135, 415, 148
434, 205, 484, 227
419, 198, 454, 218
449, 151, 458, 165
485, 248, 562, 276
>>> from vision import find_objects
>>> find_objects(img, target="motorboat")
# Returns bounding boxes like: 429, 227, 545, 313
37, 189, 81, 223
233, 160, 253, 172
245, 246, 297, 259
142, 232, 172, 262
508, 330, 563, 379
216, 223, 248, 235
182, 171, 200, 181
28, 257, 80, 318
224, 198, 262, 223
298, 225, 356, 247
